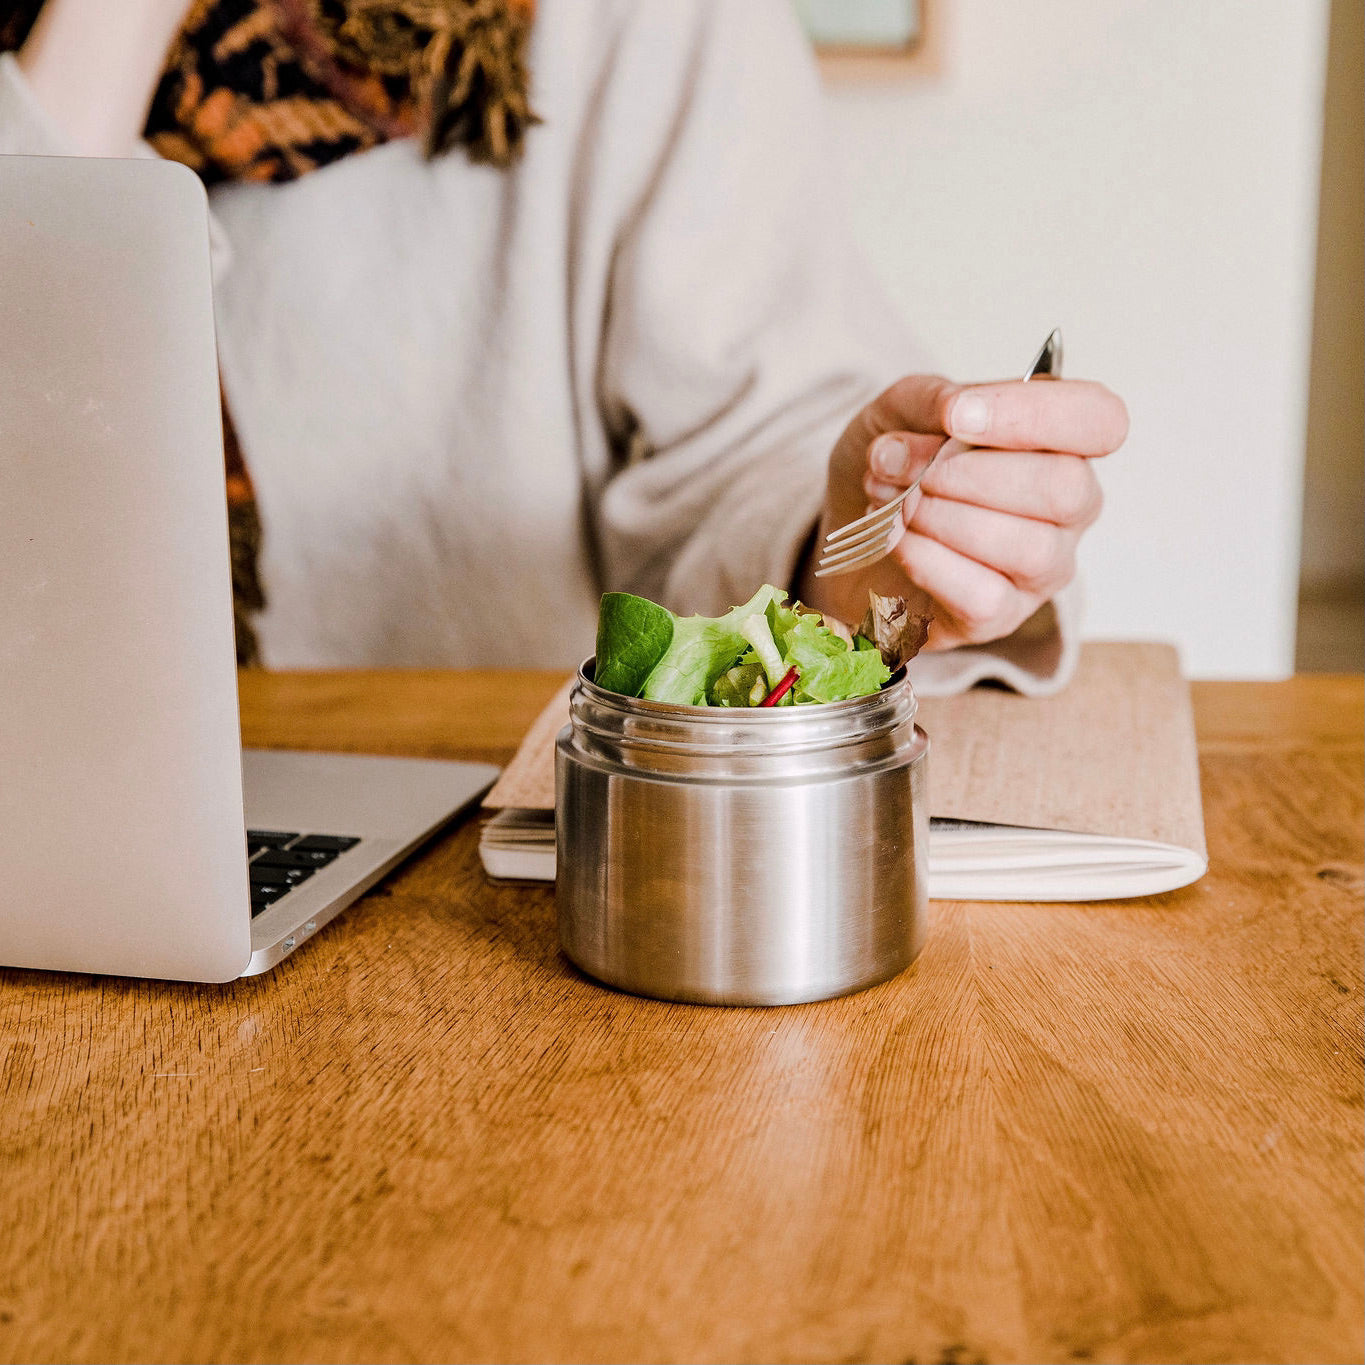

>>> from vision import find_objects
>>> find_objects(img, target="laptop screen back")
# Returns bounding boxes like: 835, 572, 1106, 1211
0, 155, 251, 980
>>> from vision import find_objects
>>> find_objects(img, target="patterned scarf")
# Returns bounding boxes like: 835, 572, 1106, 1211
5, 0, 538, 661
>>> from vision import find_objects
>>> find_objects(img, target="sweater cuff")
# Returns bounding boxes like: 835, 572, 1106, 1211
908, 577, 1083, 698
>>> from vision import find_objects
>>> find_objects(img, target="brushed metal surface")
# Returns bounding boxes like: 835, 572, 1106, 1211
556, 665, 928, 1006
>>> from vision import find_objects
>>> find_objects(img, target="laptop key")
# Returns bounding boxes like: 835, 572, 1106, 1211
254, 847, 338, 870
250, 883, 290, 914
247, 830, 299, 848
292, 835, 360, 854
249, 862, 313, 886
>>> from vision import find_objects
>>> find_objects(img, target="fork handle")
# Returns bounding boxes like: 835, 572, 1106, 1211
912, 436, 971, 500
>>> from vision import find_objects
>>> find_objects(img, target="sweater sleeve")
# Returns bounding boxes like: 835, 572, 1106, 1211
585, 0, 1079, 697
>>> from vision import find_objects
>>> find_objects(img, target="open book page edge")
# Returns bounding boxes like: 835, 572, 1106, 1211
478, 813, 1209, 901
928, 849, 1208, 902
930, 821, 1205, 859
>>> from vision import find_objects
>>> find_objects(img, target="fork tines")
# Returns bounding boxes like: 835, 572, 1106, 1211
813, 491, 909, 578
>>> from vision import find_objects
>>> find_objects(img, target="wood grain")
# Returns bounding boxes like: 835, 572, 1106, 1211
236, 668, 570, 764
1, 672, 1360, 1365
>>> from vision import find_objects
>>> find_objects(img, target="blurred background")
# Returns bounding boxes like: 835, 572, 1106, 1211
800, 0, 1362, 679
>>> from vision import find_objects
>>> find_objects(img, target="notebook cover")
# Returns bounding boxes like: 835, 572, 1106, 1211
917, 642, 1206, 857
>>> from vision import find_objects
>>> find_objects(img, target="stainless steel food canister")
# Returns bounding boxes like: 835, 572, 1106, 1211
555, 662, 928, 1006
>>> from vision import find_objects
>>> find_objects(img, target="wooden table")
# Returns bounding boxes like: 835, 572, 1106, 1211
2, 671, 1361, 1365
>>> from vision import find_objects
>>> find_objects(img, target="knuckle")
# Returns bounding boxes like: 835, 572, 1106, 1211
892, 531, 928, 581
1013, 527, 1058, 592
957, 579, 1010, 636
1047, 459, 1095, 523
981, 576, 1013, 622
1083, 479, 1105, 526
908, 491, 942, 532
951, 604, 989, 641
1033, 538, 1078, 597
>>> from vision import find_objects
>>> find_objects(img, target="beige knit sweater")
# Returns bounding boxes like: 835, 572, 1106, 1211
0, 0, 1077, 695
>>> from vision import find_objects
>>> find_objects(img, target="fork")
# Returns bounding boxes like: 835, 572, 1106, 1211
813, 328, 1064, 579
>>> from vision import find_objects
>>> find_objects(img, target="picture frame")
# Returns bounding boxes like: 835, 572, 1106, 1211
796, 0, 941, 80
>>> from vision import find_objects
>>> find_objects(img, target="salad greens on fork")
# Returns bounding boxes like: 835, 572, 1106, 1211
594, 585, 930, 708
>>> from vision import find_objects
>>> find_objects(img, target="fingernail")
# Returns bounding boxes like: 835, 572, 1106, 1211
870, 434, 905, 477
951, 393, 990, 436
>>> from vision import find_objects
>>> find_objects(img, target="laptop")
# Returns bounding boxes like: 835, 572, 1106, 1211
0, 154, 498, 981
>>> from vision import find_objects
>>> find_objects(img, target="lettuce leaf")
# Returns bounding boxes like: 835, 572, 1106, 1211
764, 597, 805, 655
640, 585, 785, 705
709, 651, 769, 707
785, 615, 890, 702
740, 612, 785, 688
593, 585, 896, 707
595, 592, 675, 696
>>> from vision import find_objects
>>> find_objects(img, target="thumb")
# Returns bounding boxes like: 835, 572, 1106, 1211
862, 374, 964, 439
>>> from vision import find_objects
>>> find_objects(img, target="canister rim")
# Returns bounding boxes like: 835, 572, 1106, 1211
567, 656, 920, 770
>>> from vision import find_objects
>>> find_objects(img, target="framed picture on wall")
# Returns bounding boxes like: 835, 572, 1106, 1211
794, 0, 940, 78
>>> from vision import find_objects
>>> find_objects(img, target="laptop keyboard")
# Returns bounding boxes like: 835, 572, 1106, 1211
248, 830, 360, 917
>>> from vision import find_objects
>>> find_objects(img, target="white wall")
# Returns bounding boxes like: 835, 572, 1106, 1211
821, 1, 1330, 678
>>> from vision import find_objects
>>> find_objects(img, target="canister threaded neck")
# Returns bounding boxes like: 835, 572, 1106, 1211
566, 660, 922, 782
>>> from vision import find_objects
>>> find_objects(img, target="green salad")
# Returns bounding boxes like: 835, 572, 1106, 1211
593, 585, 929, 708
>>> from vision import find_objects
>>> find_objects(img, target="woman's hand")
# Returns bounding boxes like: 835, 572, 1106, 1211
799, 373, 1128, 649
17, 0, 193, 156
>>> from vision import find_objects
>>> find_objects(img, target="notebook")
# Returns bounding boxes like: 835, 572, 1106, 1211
479, 642, 1208, 902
